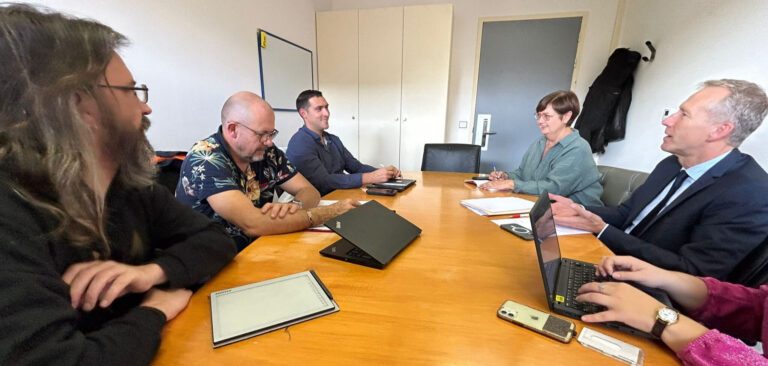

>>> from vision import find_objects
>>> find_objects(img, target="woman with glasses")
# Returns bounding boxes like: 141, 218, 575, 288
481, 90, 603, 206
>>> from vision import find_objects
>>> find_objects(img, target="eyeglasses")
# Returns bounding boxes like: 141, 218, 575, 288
98, 83, 149, 103
534, 112, 559, 122
234, 122, 279, 142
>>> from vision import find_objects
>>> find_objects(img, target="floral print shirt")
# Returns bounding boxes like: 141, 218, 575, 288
175, 127, 297, 251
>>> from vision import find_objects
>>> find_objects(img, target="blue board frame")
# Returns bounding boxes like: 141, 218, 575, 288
257, 29, 314, 112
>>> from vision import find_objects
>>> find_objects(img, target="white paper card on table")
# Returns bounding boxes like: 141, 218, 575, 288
464, 179, 491, 186
463, 179, 502, 191
491, 218, 590, 236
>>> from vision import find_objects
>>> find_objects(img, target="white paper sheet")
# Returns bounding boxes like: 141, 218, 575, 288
491, 218, 590, 236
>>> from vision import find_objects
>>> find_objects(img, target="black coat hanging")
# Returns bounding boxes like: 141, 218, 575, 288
575, 48, 641, 154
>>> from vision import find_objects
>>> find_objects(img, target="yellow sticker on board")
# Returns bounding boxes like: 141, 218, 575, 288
260, 32, 267, 48
555, 295, 564, 303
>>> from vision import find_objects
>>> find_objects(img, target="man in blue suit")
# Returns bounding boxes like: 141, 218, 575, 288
552, 79, 768, 280
286, 90, 400, 196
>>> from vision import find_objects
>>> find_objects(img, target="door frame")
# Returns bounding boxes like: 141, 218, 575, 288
468, 12, 588, 143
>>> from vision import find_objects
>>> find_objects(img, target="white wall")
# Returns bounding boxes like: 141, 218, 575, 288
599, 0, 768, 171
28, 1, 768, 172
36, 0, 318, 150
325, 0, 622, 145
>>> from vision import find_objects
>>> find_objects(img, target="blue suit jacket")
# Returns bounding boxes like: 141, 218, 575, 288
286, 126, 376, 196
589, 149, 768, 279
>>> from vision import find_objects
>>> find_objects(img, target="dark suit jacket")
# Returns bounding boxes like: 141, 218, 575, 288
589, 149, 768, 279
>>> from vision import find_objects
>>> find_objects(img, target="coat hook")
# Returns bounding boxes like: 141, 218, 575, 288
642, 41, 656, 62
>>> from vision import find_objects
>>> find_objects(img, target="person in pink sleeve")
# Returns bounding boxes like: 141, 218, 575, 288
576, 255, 767, 365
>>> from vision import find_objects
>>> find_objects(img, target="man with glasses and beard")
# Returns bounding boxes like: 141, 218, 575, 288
0, 4, 236, 365
176, 91, 360, 252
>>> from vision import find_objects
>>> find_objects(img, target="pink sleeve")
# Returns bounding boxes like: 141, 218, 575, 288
677, 329, 768, 366
686, 277, 765, 342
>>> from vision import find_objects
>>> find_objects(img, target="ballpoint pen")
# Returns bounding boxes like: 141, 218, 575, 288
492, 162, 497, 172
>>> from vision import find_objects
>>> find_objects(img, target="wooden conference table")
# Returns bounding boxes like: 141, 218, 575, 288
153, 171, 678, 365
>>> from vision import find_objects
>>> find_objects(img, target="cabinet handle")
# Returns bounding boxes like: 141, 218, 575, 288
352, 116, 355, 120
395, 117, 399, 121
403, 117, 408, 122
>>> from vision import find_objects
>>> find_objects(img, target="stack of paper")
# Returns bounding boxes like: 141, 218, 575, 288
460, 196, 534, 216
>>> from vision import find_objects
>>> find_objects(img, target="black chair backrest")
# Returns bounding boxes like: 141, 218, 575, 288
155, 151, 186, 194
728, 236, 768, 288
421, 143, 481, 173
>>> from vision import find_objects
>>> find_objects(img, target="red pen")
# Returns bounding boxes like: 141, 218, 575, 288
509, 213, 530, 218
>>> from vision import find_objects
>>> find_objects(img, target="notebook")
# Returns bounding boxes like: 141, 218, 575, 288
529, 190, 673, 339
367, 178, 416, 192
319, 200, 421, 269
209, 270, 338, 347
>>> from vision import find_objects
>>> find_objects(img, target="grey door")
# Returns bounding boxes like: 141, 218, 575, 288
473, 17, 582, 173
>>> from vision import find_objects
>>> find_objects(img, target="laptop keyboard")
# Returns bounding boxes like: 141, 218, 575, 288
565, 262, 607, 314
346, 247, 374, 260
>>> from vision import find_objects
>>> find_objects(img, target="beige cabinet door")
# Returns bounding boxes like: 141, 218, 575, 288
400, 4, 453, 171
358, 6, 403, 168
316, 9, 360, 157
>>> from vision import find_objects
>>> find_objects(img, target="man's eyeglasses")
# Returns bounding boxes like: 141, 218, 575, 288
234, 122, 279, 142
98, 83, 149, 103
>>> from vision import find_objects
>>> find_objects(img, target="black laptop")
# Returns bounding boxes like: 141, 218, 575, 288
529, 190, 673, 339
319, 200, 422, 269
367, 178, 416, 192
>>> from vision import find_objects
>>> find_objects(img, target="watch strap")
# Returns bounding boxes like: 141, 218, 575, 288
651, 318, 667, 338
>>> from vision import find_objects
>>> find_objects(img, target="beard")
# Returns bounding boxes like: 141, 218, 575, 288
249, 147, 267, 162
100, 114, 156, 188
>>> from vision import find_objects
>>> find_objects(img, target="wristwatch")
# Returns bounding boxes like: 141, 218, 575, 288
651, 307, 679, 338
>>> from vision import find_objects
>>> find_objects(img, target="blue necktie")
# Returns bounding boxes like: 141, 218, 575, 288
630, 170, 689, 236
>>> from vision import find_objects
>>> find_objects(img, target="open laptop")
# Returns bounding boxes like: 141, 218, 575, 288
320, 200, 422, 269
529, 190, 673, 339
367, 178, 416, 192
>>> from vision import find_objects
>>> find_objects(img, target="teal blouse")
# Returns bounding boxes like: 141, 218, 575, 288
507, 129, 603, 206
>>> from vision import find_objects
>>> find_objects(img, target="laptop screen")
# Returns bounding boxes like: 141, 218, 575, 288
530, 191, 562, 300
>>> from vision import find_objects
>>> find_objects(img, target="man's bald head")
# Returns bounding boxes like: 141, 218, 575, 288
219, 91, 276, 164
220, 91, 273, 125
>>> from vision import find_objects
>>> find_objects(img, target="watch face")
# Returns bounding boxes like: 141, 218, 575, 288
658, 308, 679, 323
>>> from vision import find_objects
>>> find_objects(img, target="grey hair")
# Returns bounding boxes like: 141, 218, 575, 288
0, 4, 153, 257
701, 79, 768, 147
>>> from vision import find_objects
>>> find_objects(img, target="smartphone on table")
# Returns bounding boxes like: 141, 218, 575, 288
500, 223, 534, 240
497, 300, 576, 343
366, 188, 397, 196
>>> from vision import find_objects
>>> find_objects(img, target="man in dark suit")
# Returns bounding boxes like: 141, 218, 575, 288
552, 79, 768, 280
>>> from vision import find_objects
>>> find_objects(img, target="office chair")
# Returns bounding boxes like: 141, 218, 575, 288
154, 151, 186, 193
421, 143, 481, 173
596, 165, 649, 206
728, 236, 768, 288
